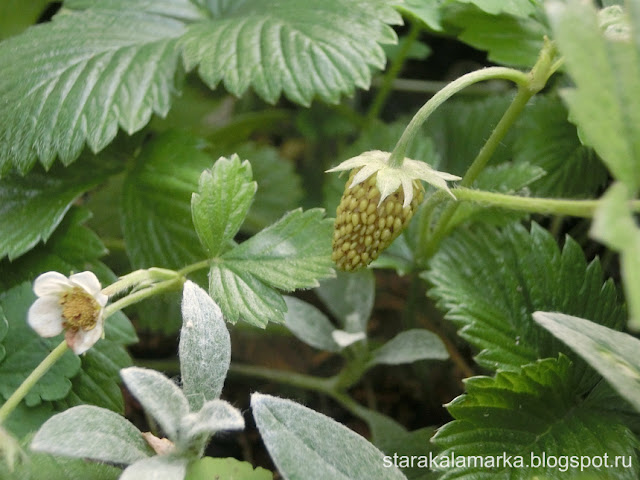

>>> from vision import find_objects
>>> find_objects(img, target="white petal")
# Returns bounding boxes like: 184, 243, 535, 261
33, 272, 71, 297
325, 157, 368, 173
67, 319, 104, 354
28, 298, 64, 337
69, 271, 102, 296
350, 163, 380, 187
376, 169, 401, 204
400, 175, 415, 208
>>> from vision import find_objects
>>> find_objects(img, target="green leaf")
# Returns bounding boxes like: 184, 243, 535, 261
122, 131, 210, 269
180, 281, 231, 410
424, 223, 625, 384
235, 144, 304, 234
547, 0, 640, 191
316, 270, 375, 334
284, 296, 340, 353
0, 154, 119, 261
368, 329, 449, 368
64, 0, 206, 21
208, 263, 287, 327
534, 312, 640, 414
453, 0, 540, 17
0, 4, 190, 174
222, 208, 334, 291
186, 457, 272, 480
0, 451, 122, 480
591, 183, 640, 331
442, 4, 548, 67
31, 405, 153, 465
120, 367, 188, 441
513, 94, 609, 197
251, 393, 407, 480
433, 357, 640, 479
180, 0, 402, 106
192, 154, 256, 257
0, 0, 52, 40
0, 283, 80, 406
393, 0, 445, 32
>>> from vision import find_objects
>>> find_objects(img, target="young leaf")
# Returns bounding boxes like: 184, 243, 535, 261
0, 4, 191, 173
191, 155, 257, 257
0, 157, 116, 261
0, 283, 80, 406
442, 4, 547, 67
534, 312, 640, 414
222, 208, 334, 291
121, 131, 210, 269
208, 263, 287, 327
251, 393, 407, 480
186, 457, 272, 480
368, 329, 449, 368
433, 357, 639, 479
180, 0, 402, 106
120, 367, 188, 442
453, 0, 539, 17
180, 281, 231, 410
316, 270, 375, 334
547, 0, 640, 191
180, 399, 245, 440
31, 405, 153, 465
283, 296, 340, 353
120, 456, 188, 480
424, 223, 625, 384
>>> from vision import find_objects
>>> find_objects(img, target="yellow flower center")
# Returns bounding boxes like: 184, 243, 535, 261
60, 287, 101, 331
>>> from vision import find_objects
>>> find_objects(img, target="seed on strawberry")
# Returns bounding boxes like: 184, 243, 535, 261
332, 168, 424, 271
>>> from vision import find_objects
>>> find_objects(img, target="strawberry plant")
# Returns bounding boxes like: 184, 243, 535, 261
0, 1, 639, 479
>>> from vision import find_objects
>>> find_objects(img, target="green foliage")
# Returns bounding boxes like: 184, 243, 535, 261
534, 312, 640, 414
433, 356, 639, 479
0, 451, 122, 480
548, 0, 640, 192
186, 457, 272, 480
424, 222, 625, 382
180, 0, 401, 106
251, 393, 407, 480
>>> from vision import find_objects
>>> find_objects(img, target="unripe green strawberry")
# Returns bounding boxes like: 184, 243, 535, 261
332, 168, 424, 271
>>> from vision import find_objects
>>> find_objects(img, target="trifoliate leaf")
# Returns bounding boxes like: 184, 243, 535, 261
180, 0, 402, 106
0, 153, 119, 261
180, 281, 231, 410
424, 223, 625, 386
513, 94, 609, 197
222, 208, 334, 291
433, 356, 640, 479
208, 263, 287, 328
0, 3, 191, 173
192, 155, 256, 257
534, 312, 640, 414
31, 405, 153, 465
547, 0, 640, 191
442, 4, 548, 67
251, 393, 407, 480
121, 131, 210, 270
0, 283, 80, 406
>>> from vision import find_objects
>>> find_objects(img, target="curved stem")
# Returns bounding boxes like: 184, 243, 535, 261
105, 276, 185, 316
0, 340, 68, 423
387, 67, 528, 167
452, 187, 640, 218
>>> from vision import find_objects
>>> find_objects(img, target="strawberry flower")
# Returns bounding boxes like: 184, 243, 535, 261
28, 271, 108, 354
